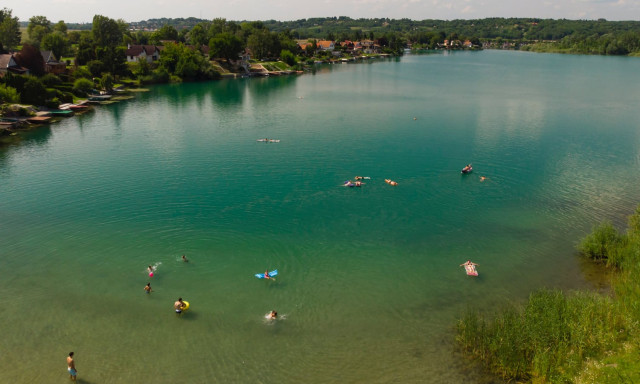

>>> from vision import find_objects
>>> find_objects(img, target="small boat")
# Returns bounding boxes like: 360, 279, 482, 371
461, 164, 473, 174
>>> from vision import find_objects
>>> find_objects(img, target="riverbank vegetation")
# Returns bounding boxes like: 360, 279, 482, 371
456, 206, 640, 383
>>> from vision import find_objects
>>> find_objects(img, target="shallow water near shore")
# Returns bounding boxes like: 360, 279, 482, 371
1, 50, 640, 383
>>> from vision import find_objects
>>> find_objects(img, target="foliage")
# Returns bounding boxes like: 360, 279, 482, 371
72, 67, 92, 80
208, 32, 243, 61
458, 205, 640, 382
150, 24, 178, 43
457, 289, 626, 382
92, 15, 123, 47
42, 31, 69, 60
72, 78, 94, 96
14, 44, 45, 77
280, 49, 296, 66
40, 73, 62, 87
577, 221, 624, 266
53, 20, 67, 35
0, 8, 21, 49
0, 83, 19, 103
26, 15, 51, 48
100, 73, 114, 93
20, 76, 47, 105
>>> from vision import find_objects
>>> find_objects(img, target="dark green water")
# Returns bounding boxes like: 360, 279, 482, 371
1, 51, 640, 383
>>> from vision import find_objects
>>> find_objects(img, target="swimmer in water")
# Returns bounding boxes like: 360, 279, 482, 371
264, 270, 271, 279
144, 283, 152, 294
267, 310, 277, 319
174, 298, 186, 315
182, 254, 188, 262
147, 265, 154, 273
480, 176, 489, 182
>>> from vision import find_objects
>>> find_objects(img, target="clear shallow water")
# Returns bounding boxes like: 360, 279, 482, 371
1, 50, 640, 383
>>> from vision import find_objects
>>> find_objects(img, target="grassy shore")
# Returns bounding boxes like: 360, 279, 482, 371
456, 206, 640, 383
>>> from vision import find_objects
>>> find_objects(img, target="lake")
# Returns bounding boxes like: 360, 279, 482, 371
1, 50, 639, 383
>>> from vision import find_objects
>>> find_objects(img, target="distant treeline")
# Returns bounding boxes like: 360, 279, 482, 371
122, 17, 640, 55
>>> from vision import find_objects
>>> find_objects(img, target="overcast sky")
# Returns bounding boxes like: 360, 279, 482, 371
4, 0, 639, 24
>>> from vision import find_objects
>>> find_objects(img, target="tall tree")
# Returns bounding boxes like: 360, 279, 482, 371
53, 20, 68, 35
0, 8, 21, 49
92, 15, 123, 47
209, 32, 243, 61
42, 31, 69, 60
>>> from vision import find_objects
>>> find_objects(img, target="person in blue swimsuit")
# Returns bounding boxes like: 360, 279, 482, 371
67, 352, 77, 381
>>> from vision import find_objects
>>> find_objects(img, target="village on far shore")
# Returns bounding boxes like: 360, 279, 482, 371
2, 12, 640, 145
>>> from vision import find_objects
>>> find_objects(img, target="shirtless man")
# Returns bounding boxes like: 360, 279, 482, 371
67, 352, 77, 381
174, 298, 185, 314
144, 283, 152, 294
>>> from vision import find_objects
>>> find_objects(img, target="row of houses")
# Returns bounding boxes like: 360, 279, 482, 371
297, 40, 382, 55
0, 50, 67, 77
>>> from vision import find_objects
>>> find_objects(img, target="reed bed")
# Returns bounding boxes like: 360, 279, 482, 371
456, 205, 640, 383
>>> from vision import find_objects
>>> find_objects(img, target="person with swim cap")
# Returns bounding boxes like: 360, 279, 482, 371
67, 352, 77, 381
174, 298, 186, 314
144, 283, 152, 294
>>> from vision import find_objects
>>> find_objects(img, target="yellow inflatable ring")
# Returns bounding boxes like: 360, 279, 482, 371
182, 301, 190, 311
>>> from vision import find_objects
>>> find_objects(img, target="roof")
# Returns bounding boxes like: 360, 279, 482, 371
40, 50, 57, 63
125, 45, 159, 57
316, 40, 334, 49
0, 54, 13, 69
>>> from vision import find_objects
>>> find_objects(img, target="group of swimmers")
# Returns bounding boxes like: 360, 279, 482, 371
144, 257, 278, 319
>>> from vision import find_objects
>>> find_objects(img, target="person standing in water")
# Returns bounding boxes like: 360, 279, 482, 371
144, 283, 152, 294
67, 352, 77, 381
174, 298, 185, 315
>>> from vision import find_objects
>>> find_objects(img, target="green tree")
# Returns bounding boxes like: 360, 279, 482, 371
151, 24, 178, 43
92, 15, 122, 47
188, 24, 208, 47
100, 73, 114, 92
280, 49, 296, 66
209, 32, 243, 61
42, 32, 69, 60
27, 16, 51, 47
0, 8, 21, 49
53, 20, 68, 35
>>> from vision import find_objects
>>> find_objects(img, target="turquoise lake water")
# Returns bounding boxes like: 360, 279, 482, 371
1, 50, 640, 383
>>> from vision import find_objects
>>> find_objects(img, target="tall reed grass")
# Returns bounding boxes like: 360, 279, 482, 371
456, 205, 640, 383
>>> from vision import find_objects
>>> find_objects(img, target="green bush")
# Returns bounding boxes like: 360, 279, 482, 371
72, 78, 94, 96
41, 74, 62, 87
577, 221, 623, 265
20, 77, 47, 106
72, 67, 92, 80
0, 84, 20, 104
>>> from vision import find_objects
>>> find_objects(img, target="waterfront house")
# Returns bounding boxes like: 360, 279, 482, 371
316, 40, 335, 51
0, 54, 28, 76
125, 44, 161, 63
40, 50, 67, 74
